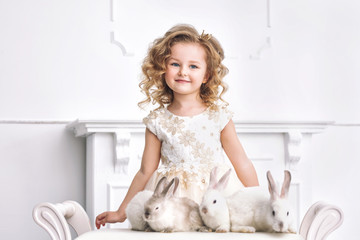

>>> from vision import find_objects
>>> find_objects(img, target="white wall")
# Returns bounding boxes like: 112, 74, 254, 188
311, 126, 360, 240
0, 123, 86, 239
0, 0, 359, 239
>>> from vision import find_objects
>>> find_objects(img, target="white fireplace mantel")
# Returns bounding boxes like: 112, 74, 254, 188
67, 119, 332, 136
67, 119, 333, 229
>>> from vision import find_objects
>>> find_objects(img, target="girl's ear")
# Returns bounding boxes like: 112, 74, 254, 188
202, 72, 210, 83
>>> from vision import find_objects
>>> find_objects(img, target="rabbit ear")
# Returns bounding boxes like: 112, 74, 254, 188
216, 168, 231, 191
280, 170, 291, 198
267, 171, 278, 200
154, 177, 168, 196
209, 167, 219, 189
162, 177, 179, 199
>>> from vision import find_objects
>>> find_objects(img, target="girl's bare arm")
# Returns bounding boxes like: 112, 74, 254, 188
95, 128, 161, 228
221, 119, 259, 187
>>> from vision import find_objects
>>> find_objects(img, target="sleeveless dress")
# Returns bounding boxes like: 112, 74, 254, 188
143, 104, 244, 204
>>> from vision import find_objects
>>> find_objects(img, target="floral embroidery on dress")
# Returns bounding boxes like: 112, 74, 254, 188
192, 142, 205, 158
201, 147, 214, 164
143, 104, 233, 191
161, 116, 185, 135
143, 110, 157, 126
207, 109, 220, 123
221, 105, 234, 121
179, 130, 196, 147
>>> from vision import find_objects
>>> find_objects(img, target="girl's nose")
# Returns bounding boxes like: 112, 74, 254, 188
178, 67, 188, 77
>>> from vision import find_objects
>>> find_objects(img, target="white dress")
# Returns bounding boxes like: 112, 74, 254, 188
143, 104, 244, 204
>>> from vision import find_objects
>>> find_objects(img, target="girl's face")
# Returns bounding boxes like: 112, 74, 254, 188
165, 42, 208, 100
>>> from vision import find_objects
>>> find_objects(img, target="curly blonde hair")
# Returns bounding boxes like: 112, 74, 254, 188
138, 24, 229, 110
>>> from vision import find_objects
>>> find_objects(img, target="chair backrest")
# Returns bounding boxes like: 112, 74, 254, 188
33, 201, 92, 240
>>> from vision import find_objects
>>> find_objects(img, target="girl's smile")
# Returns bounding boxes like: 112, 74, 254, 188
175, 79, 191, 83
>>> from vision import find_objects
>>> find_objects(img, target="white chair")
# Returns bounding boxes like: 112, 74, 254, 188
33, 200, 343, 240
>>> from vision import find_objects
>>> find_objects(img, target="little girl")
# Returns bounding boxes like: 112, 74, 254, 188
95, 24, 259, 229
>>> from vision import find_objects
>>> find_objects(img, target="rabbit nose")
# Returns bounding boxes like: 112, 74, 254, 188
144, 211, 150, 219
201, 207, 208, 214
279, 222, 284, 231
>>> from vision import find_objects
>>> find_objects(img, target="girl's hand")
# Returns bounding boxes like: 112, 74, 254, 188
95, 210, 126, 229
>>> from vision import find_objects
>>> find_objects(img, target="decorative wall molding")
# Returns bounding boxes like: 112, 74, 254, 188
249, 0, 272, 60
110, 31, 134, 56
266, 0, 271, 28
67, 119, 334, 137
234, 121, 333, 133
66, 120, 144, 137
109, 0, 272, 60
285, 131, 303, 170
107, 183, 129, 210
291, 181, 301, 228
248, 155, 275, 162
107, 183, 131, 229
0, 120, 71, 124
333, 122, 360, 126
5, 119, 358, 127
110, 0, 119, 22
249, 36, 272, 60
110, 0, 134, 56
67, 120, 333, 175
113, 131, 131, 174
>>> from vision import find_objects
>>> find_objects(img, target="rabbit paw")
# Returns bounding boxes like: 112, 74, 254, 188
215, 228, 228, 233
144, 226, 153, 232
198, 226, 212, 232
231, 226, 256, 233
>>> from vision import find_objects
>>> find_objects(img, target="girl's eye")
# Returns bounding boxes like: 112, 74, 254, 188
190, 65, 198, 69
171, 63, 180, 67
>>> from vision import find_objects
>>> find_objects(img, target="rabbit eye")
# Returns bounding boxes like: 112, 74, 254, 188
272, 210, 275, 216
213, 200, 217, 204
287, 211, 289, 216
155, 207, 159, 210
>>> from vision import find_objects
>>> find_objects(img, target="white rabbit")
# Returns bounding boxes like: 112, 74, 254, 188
199, 167, 231, 232
125, 190, 153, 231
143, 177, 205, 232
125, 178, 170, 231
227, 170, 297, 233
